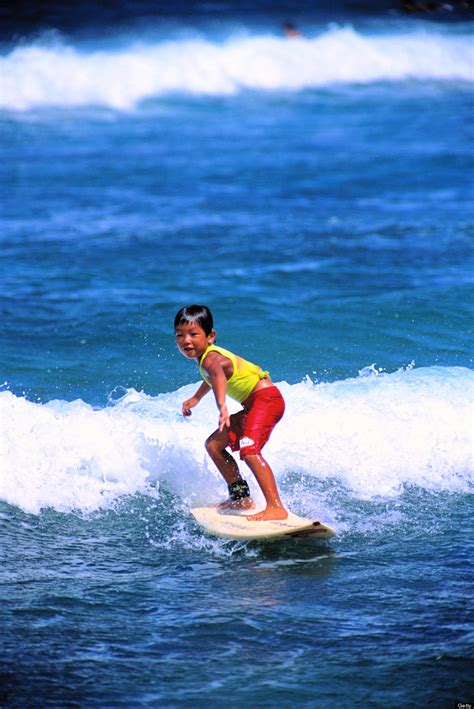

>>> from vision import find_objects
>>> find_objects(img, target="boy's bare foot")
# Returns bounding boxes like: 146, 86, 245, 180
246, 506, 288, 522
216, 497, 256, 511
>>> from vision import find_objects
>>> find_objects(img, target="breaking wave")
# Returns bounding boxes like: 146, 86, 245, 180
1, 365, 472, 514
2, 26, 472, 111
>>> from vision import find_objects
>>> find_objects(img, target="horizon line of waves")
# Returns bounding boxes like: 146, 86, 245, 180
1, 26, 472, 111
1, 365, 473, 515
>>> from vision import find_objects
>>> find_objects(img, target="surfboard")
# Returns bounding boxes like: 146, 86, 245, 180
191, 507, 336, 541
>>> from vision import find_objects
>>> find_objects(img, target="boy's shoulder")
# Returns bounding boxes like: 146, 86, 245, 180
203, 345, 233, 359
201, 345, 236, 368
207, 344, 234, 356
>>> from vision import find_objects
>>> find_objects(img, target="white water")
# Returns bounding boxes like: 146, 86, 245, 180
2, 26, 472, 111
1, 366, 472, 514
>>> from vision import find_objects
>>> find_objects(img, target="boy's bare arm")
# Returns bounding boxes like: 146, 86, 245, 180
182, 381, 211, 416
202, 353, 231, 430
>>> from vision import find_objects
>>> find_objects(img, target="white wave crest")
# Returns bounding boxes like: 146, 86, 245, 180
2, 26, 472, 111
1, 365, 472, 514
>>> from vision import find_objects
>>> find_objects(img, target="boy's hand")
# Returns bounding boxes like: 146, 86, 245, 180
182, 396, 199, 417
219, 404, 230, 432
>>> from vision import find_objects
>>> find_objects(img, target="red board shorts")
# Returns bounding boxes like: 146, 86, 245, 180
227, 386, 285, 459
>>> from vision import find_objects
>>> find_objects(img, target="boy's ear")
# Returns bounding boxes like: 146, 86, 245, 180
209, 329, 217, 342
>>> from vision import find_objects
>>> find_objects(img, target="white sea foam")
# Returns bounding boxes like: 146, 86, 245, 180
1, 366, 472, 514
1, 26, 472, 111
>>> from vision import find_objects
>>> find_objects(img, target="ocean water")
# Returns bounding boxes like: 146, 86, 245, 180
1, 1, 474, 706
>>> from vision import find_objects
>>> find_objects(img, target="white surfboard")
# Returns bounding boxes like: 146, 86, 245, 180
191, 506, 336, 541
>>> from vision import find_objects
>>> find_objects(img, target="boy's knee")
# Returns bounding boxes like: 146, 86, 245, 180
205, 434, 220, 455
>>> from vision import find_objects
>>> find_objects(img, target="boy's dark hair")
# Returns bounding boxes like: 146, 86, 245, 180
174, 305, 214, 335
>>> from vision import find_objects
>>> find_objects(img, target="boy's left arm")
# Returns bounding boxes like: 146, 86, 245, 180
202, 353, 231, 431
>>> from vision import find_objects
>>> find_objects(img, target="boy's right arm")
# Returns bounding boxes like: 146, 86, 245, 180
182, 381, 211, 417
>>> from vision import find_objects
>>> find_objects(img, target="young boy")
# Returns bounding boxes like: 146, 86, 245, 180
174, 304, 288, 521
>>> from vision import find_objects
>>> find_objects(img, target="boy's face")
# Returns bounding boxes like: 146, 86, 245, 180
175, 320, 215, 361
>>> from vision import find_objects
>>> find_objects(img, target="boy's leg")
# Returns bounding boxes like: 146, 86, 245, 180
205, 413, 255, 509
242, 453, 288, 521
238, 388, 288, 521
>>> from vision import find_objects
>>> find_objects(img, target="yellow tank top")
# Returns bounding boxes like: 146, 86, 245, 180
199, 345, 269, 403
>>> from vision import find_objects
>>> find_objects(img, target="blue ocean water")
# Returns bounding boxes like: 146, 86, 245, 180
1, 2, 474, 706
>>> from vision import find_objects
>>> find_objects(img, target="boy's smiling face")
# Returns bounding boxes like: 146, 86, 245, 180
175, 320, 215, 361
